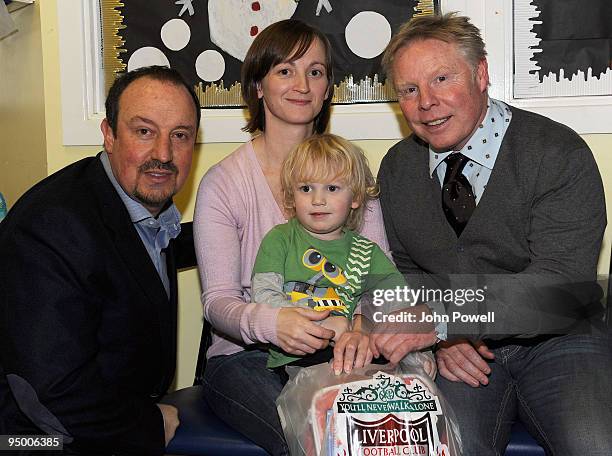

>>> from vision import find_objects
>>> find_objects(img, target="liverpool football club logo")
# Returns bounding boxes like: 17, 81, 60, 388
311, 372, 452, 456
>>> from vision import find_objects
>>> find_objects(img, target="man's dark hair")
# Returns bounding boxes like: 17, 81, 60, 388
104, 66, 201, 136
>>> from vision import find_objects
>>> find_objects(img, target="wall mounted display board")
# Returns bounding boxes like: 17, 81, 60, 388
58, 0, 612, 145
514, 0, 612, 99
102, 0, 437, 107
442, 0, 612, 134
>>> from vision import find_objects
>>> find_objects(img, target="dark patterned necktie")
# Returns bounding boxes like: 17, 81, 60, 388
442, 153, 476, 236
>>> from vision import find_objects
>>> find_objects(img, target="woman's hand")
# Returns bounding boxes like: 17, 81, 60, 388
276, 307, 335, 355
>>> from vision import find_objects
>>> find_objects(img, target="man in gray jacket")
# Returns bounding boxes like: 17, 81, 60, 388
371, 12, 612, 455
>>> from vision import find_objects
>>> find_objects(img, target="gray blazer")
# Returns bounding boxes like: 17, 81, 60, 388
378, 105, 606, 339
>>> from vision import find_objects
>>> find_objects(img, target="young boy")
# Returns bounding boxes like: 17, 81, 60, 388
252, 134, 435, 375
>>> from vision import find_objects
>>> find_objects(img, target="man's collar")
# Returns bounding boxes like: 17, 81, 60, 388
429, 98, 512, 176
99, 151, 179, 224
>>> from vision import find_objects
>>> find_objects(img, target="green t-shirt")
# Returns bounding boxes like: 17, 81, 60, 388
252, 218, 405, 368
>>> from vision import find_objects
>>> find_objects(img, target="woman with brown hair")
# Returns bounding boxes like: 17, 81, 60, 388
193, 19, 389, 454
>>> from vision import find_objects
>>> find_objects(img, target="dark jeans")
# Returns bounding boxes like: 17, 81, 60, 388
202, 349, 289, 456
436, 334, 612, 455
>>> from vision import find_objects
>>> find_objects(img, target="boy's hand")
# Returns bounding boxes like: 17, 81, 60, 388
332, 330, 373, 375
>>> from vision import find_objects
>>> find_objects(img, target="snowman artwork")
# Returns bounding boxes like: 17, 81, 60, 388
208, 0, 299, 62
117, 0, 428, 106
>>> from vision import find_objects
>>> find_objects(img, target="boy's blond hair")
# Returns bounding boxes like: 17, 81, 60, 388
281, 133, 379, 231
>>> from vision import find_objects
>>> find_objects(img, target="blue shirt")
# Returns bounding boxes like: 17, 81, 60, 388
0, 192, 7, 222
100, 152, 181, 296
429, 98, 513, 203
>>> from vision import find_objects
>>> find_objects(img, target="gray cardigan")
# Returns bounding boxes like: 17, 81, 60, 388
378, 105, 606, 339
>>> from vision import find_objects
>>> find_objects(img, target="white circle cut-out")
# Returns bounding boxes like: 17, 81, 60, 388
127, 47, 170, 71
161, 18, 191, 51
345, 11, 392, 59
195, 50, 226, 82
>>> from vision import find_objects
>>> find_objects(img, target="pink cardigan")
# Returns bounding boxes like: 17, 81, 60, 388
193, 141, 390, 358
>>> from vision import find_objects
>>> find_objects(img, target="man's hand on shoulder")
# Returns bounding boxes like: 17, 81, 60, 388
157, 404, 180, 446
